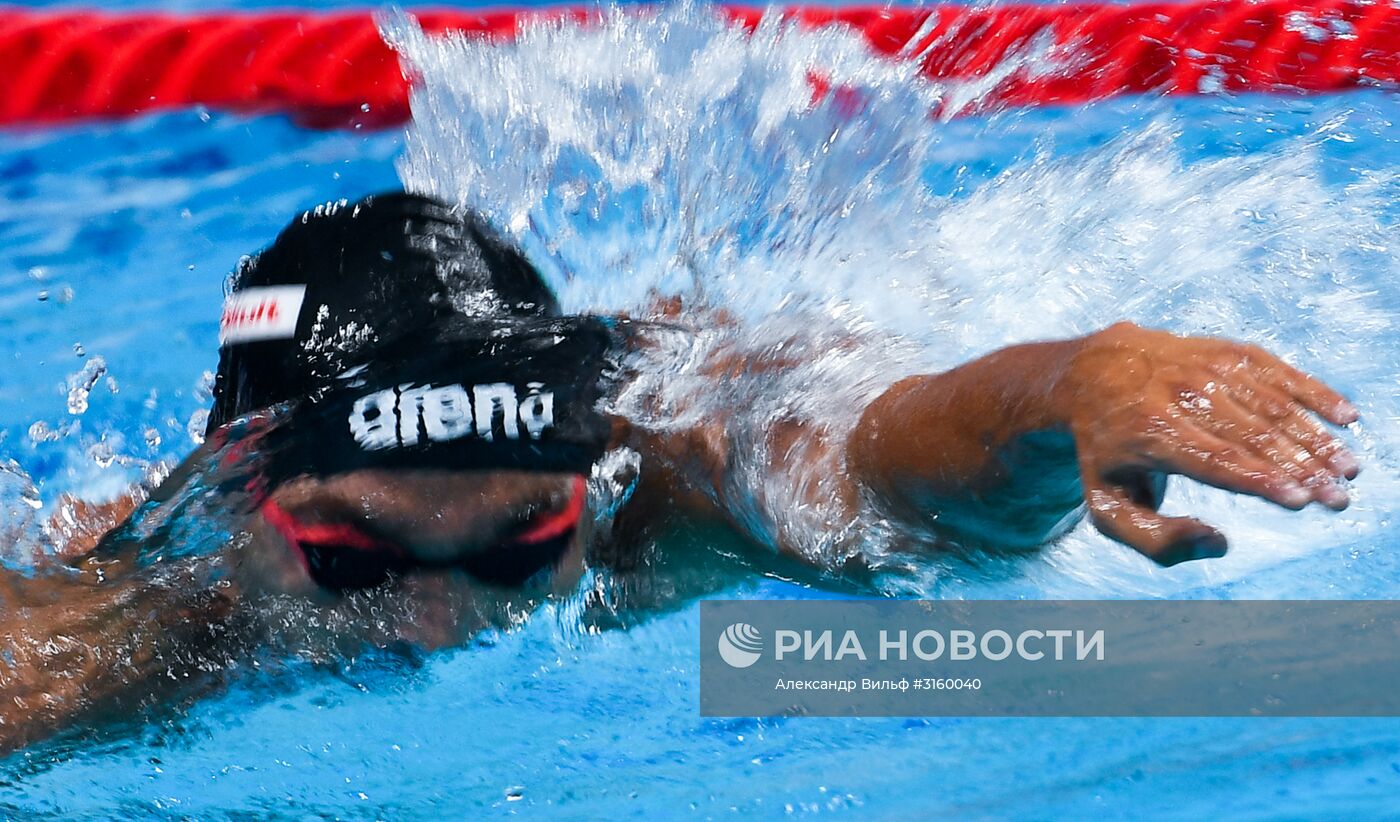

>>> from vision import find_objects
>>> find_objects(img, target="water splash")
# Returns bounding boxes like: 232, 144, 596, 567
0, 459, 47, 563
392, 5, 1400, 595
65, 356, 107, 415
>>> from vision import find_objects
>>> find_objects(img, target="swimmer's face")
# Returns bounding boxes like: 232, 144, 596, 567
266, 468, 586, 567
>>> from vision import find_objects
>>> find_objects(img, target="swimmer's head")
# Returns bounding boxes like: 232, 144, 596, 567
206, 192, 609, 591
209, 191, 560, 431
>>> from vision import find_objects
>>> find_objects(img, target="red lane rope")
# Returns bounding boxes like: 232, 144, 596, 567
0, 1, 1395, 128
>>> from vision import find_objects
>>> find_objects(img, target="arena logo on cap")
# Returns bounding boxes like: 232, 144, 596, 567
349, 382, 556, 450
220, 285, 306, 345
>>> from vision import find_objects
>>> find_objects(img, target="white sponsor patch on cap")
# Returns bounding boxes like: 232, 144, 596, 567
219, 285, 307, 345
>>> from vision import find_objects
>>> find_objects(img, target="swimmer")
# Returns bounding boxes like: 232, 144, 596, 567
0, 191, 1360, 751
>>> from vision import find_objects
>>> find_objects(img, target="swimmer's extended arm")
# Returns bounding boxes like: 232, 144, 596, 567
0, 554, 248, 753
847, 321, 1360, 565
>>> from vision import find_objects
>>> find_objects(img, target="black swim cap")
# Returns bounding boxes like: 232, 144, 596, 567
257, 314, 618, 482
208, 191, 560, 432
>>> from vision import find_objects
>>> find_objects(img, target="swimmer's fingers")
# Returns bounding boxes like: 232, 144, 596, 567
1137, 423, 1315, 510
1192, 392, 1351, 509
1227, 381, 1360, 479
1241, 345, 1359, 426
1278, 408, 1360, 479
1082, 475, 1226, 566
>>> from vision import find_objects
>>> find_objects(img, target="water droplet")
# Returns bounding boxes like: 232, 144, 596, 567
187, 409, 209, 445
505, 786, 525, 801
143, 428, 162, 449
66, 357, 108, 415
36, 290, 48, 302
360, 103, 371, 113
73, 343, 85, 357
87, 441, 115, 469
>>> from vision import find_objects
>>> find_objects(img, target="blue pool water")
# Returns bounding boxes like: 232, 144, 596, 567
3, 3, 1400, 817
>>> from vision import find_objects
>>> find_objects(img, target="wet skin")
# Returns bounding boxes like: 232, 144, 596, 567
849, 321, 1359, 566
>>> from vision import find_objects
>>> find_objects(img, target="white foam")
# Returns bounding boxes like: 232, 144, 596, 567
386, 5, 1400, 594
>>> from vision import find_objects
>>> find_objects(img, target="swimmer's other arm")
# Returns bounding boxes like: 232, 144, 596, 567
0, 553, 247, 753
846, 321, 1360, 566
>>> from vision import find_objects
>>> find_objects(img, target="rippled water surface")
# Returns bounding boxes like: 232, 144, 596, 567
2, 3, 1400, 817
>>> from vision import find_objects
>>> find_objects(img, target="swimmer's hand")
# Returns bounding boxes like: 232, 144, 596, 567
1060, 322, 1359, 564
849, 321, 1360, 566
